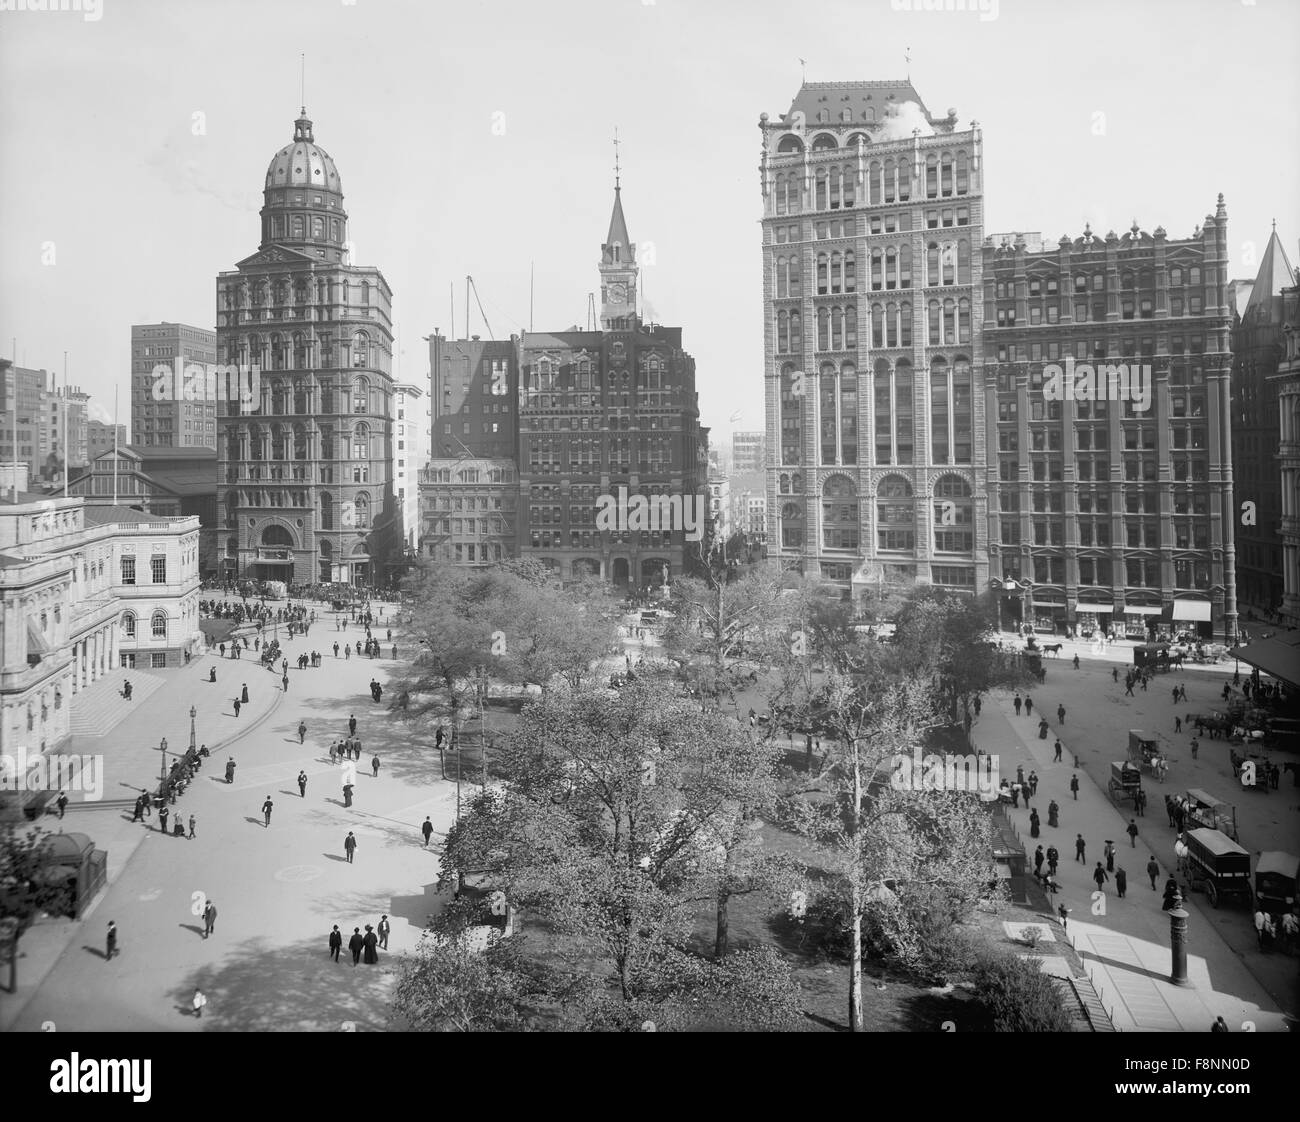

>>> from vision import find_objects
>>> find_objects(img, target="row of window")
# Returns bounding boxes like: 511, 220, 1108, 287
991, 267, 1204, 299
222, 331, 380, 371
120, 610, 172, 640
999, 557, 1213, 590
999, 518, 1212, 549
771, 149, 973, 213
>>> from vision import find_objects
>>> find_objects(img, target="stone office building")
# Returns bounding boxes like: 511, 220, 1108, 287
981, 203, 1237, 640
761, 80, 988, 599
215, 109, 397, 587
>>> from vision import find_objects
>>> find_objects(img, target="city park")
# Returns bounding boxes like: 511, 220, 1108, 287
0, 549, 1294, 1032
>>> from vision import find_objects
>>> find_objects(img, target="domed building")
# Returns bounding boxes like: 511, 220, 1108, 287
214, 109, 397, 588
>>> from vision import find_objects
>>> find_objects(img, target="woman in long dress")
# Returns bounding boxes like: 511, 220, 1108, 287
362, 925, 379, 964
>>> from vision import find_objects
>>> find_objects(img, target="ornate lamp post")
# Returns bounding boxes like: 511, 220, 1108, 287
189, 705, 197, 751
158, 736, 169, 782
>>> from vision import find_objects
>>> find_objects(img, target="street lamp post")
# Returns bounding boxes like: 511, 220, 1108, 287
158, 736, 169, 783
189, 706, 197, 751
1168, 888, 1191, 987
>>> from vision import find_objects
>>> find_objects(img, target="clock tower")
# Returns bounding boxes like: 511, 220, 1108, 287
599, 182, 637, 331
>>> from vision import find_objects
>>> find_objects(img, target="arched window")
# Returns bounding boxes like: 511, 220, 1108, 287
293, 423, 308, 460
780, 364, 802, 465
831, 306, 843, 350
940, 152, 953, 196
844, 250, 856, 292
312, 216, 324, 239
293, 378, 309, 414
271, 379, 286, 414
774, 173, 787, 215
352, 423, 370, 460
780, 501, 804, 549
271, 424, 287, 460
354, 491, 371, 529
927, 242, 940, 285
777, 135, 804, 155
925, 154, 938, 198
320, 491, 333, 530
830, 251, 842, 294
822, 476, 858, 550
817, 307, 830, 350
957, 240, 970, 285
845, 305, 858, 349
877, 475, 915, 551
839, 362, 858, 465
262, 524, 293, 547
933, 475, 973, 553
293, 332, 307, 369
291, 216, 304, 239
820, 363, 838, 464
121, 611, 136, 639
352, 331, 369, 369
352, 377, 369, 413
956, 150, 969, 193
248, 423, 264, 461
151, 611, 167, 639
871, 248, 883, 290
777, 310, 789, 352
789, 311, 802, 351
817, 253, 829, 295
271, 334, 285, 371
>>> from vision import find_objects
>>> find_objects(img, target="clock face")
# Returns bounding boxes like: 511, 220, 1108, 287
608, 282, 627, 304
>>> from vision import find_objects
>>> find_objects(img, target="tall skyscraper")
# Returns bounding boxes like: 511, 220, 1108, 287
983, 207, 1237, 640
731, 430, 766, 473
761, 81, 987, 595
215, 109, 396, 586
130, 323, 218, 448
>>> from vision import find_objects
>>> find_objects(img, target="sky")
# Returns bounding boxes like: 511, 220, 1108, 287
1, 0, 1297, 440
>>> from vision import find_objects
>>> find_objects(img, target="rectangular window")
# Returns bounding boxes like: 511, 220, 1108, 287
151, 557, 167, 583
121, 556, 136, 585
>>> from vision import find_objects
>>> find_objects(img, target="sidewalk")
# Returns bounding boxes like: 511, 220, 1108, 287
973, 694, 1289, 1032
0, 647, 283, 1030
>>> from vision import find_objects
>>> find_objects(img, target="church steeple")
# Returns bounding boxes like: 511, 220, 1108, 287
599, 138, 637, 331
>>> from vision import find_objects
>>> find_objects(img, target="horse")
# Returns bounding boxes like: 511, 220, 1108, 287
1041, 643, 1063, 657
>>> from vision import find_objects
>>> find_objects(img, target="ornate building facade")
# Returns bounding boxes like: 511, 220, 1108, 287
215, 110, 396, 587
761, 81, 988, 598
1270, 279, 1300, 628
982, 205, 1237, 640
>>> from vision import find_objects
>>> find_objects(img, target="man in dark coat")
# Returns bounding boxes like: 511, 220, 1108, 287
1033, 845, 1045, 877
344, 831, 357, 863
422, 816, 434, 846
1115, 866, 1127, 898
348, 927, 364, 966
203, 900, 217, 938
377, 915, 390, 950
362, 925, 379, 964
262, 796, 273, 827
159, 804, 170, 834
328, 925, 342, 962
298, 771, 308, 797
1046, 845, 1060, 876
105, 920, 118, 960
343, 783, 354, 808
1147, 856, 1160, 890
241, 683, 249, 704
349, 714, 357, 737
1070, 773, 1080, 801
1093, 862, 1109, 893
1075, 834, 1086, 862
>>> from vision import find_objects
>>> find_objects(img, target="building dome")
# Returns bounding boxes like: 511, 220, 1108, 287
263, 112, 342, 193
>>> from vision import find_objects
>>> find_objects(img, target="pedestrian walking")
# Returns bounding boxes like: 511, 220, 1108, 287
1135, 787, 1146, 817
1013, 693, 1022, 716
363, 925, 379, 964
203, 900, 217, 938
333, 642, 339, 658
123, 680, 133, 701
1190, 737, 1199, 760
1053, 739, 1063, 763
422, 816, 433, 846
1175, 716, 1182, 734
1146, 856, 1160, 890
1112, 667, 1119, 683
233, 697, 242, 718
282, 673, 289, 693
1046, 845, 1059, 876
348, 927, 364, 966
343, 782, 354, 808
1057, 703, 1066, 725
1047, 799, 1059, 828
329, 741, 337, 764
298, 720, 307, 744
329, 925, 343, 962
262, 796, 273, 827
1069, 773, 1080, 801
1072, 653, 1079, 670
1093, 862, 1110, 892
105, 921, 118, 960
132, 794, 144, 822
55, 790, 68, 819
1212, 1016, 1230, 1033
349, 714, 357, 737
1025, 696, 1034, 717
344, 831, 357, 862
1104, 840, 1115, 872
159, 805, 170, 834
1028, 770, 1039, 797
298, 770, 308, 797
1075, 834, 1086, 862
188, 814, 196, 839
1125, 678, 1135, 697
1034, 845, 1044, 877
225, 758, 236, 783
345, 645, 351, 660
1115, 866, 1127, 897
371, 754, 380, 778
1125, 818, 1139, 847
378, 914, 390, 950
241, 683, 249, 704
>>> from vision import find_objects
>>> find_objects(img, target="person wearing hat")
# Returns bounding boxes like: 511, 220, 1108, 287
377, 914, 390, 950
105, 920, 118, 961
362, 925, 379, 964
328, 925, 343, 962
192, 988, 207, 1018
1104, 840, 1116, 872
348, 927, 364, 966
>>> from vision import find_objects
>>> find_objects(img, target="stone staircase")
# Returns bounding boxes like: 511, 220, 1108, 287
69, 669, 165, 739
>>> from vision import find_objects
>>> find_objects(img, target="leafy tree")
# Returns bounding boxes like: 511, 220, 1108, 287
391, 927, 533, 1032
0, 826, 72, 992
969, 951, 1072, 1032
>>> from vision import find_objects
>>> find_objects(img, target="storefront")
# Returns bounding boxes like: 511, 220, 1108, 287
1073, 599, 1115, 638
1030, 597, 1068, 635
1123, 604, 1163, 640
1171, 598, 1214, 641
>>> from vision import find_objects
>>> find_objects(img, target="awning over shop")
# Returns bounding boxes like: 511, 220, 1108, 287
1124, 605, 1163, 616
1172, 600, 1212, 622
1075, 603, 1114, 614
1228, 630, 1300, 690
1032, 600, 1066, 609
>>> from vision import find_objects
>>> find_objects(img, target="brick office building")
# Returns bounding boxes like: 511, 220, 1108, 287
982, 204, 1238, 641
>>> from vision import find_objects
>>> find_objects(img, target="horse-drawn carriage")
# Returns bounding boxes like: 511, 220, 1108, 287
1254, 852, 1298, 917
1189, 711, 1233, 740
1179, 828, 1253, 909
1229, 747, 1273, 791
1182, 788, 1238, 842
1108, 760, 1143, 807
1128, 730, 1169, 782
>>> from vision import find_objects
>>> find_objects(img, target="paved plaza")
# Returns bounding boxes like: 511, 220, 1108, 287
1, 600, 463, 1032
